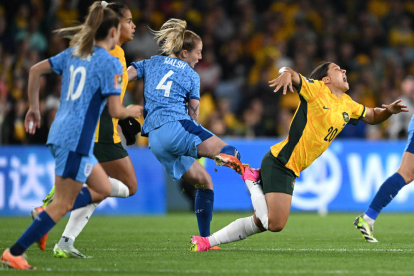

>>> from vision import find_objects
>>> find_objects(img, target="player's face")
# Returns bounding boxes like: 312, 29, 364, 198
326, 63, 349, 92
187, 40, 202, 68
119, 9, 135, 44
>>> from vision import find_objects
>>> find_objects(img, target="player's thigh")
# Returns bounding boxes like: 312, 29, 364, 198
260, 150, 295, 232
100, 156, 138, 195
265, 192, 292, 232
197, 135, 227, 159
182, 159, 213, 189
85, 163, 112, 201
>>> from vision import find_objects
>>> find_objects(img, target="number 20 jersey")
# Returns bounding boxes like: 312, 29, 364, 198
47, 46, 123, 156
131, 55, 200, 136
270, 74, 367, 177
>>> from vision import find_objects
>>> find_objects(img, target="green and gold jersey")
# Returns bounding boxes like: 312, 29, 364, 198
95, 45, 129, 144
271, 74, 366, 176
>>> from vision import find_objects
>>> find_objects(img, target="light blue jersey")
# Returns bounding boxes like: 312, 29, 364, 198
131, 55, 200, 136
47, 46, 123, 156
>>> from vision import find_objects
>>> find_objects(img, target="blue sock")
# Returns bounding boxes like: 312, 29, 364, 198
10, 211, 55, 256
365, 172, 406, 220
195, 189, 214, 237
72, 187, 92, 210
220, 145, 241, 161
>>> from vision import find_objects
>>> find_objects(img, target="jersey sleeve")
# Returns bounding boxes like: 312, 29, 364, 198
348, 101, 366, 125
100, 58, 123, 97
48, 49, 67, 75
295, 73, 325, 101
189, 72, 200, 100
130, 60, 145, 79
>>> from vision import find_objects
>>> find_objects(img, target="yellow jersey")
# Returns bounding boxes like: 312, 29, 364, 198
271, 74, 366, 176
94, 45, 129, 143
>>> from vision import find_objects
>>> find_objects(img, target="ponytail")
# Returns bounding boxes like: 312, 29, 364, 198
55, 1, 120, 58
150, 18, 201, 56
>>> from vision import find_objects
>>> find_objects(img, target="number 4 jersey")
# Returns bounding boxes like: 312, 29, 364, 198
131, 55, 200, 136
47, 46, 123, 156
271, 74, 367, 177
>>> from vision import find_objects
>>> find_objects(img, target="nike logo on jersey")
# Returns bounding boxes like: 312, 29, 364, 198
323, 106, 330, 109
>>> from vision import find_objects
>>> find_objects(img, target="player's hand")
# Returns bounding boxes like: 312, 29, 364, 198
24, 108, 41, 134
268, 72, 294, 95
119, 117, 141, 146
382, 99, 409, 114
126, 105, 143, 118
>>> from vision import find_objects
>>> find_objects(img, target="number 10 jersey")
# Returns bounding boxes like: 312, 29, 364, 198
47, 46, 123, 156
131, 55, 200, 137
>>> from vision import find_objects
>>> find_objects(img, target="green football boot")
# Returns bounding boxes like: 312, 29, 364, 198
353, 215, 378, 242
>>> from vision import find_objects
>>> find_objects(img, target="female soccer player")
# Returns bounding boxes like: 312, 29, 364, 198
0, 1, 142, 269
127, 19, 244, 244
34, 2, 141, 258
190, 62, 408, 251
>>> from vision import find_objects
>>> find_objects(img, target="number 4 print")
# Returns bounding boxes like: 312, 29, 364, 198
156, 70, 174, 97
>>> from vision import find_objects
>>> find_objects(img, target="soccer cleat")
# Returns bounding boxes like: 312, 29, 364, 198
209, 246, 221, 250
53, 244, 88, 258
30, 206, 49, 251
241, 165, 261, 182
353, 215, 378, 243
0, 249, 36, 270
189, 236, 211, 252
214, 154, 245, 175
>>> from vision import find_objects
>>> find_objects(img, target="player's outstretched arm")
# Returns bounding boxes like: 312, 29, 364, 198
25, 59, 54, 134
268, 67, 301, 95
127, 66, 138, 82
362, 99, 409, 125
107, 95, 143, 120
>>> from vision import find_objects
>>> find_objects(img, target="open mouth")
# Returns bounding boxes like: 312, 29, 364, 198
343, 76, 347, 83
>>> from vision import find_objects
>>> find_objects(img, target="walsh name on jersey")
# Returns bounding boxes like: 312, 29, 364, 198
164, 57, 187, 69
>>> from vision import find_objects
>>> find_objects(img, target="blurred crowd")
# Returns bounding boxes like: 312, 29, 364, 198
1, 0, 414, 145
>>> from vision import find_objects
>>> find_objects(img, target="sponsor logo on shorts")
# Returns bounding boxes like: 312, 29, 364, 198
84, 163, 92, 177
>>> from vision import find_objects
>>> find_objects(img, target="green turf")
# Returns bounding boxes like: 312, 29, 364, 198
1, 213, 413, 275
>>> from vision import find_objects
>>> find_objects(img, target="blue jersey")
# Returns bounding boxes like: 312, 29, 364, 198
131, 55, 200, 136
47, 46, 123, 156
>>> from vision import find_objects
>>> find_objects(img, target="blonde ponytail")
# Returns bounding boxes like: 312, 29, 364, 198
55, 1, 119, 58
150, 18, 201, 56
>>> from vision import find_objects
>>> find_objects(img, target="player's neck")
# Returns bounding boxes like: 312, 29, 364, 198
327, 85, 344, 99
95, 41, 113, 52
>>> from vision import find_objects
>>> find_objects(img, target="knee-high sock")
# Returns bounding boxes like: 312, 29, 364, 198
109, 178, 130, 198
195, 189, 214, 237
245, 180, 268, 229
10, 211, 56, 256
365, 172, 406, 220
59, 203, 98, 244
208, 216, 261, 247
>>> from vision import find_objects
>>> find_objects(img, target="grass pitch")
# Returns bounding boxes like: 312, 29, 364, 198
0, 212, 413, 275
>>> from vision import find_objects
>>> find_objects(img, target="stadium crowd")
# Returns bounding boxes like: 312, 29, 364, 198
1, 0, 414, 145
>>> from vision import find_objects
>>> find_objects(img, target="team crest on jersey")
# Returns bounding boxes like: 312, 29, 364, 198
342, 112, 349, 122
84, 163, 92, 177
114, 74, 123, 89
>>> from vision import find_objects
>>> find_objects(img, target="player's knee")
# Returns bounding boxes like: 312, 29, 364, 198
128, 180, 138, 196
220, 145, 241, 160
397, 170, 414, 184
267, 220, 285, 232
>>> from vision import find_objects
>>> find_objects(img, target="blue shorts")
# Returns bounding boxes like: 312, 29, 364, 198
405, 116, 414, 153
48, 144, 98, 183
148, 120, 214, 181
